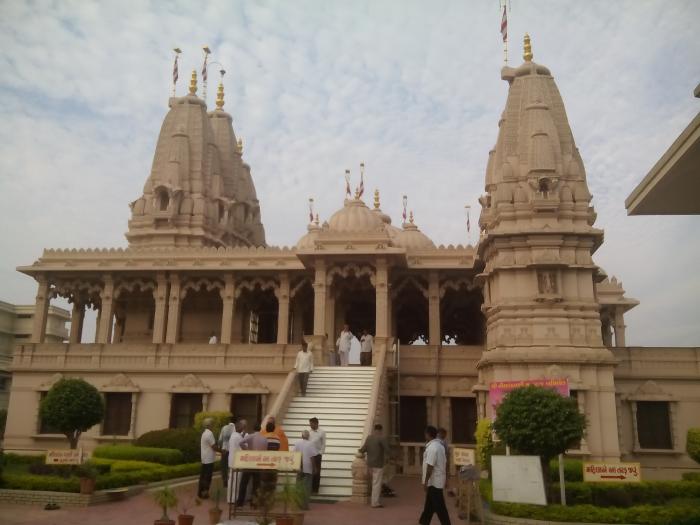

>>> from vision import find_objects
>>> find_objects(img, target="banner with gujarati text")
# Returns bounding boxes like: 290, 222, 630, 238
489, 378, 569, 407
233, 450, 301, 471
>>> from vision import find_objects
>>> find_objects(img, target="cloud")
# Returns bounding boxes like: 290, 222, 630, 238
0, 0, 699, 345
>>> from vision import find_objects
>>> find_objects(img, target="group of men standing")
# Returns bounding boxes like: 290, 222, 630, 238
198, 414, 326, 511
335, 324, 374, 366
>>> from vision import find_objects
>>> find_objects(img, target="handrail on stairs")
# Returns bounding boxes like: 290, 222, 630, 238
269, 369, 298, 420
361, 337, 391, 439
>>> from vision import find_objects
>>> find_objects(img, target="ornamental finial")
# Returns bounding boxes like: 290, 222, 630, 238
523, 33, 533, 62
189, 70, 197, 95
216, 82, 224, 109
237, 137, 243, 154
374, 189, 380, 209
409, 211, 414, 224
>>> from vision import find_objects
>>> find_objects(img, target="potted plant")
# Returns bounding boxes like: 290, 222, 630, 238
252, 486, 276, 525
275, 474, 306, 525
153, 485, 178, 525
75, 463, 98, 495
176, 489, 199, 525
208, 480, 224, 525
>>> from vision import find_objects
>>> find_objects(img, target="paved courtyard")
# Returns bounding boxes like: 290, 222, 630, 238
0, 476, 465, 525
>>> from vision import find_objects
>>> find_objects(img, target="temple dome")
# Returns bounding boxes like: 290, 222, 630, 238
393, 217, 435, 250
296, 222, 320, 249
327, 198, 384, 233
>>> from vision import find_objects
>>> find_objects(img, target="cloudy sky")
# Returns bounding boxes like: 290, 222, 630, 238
0, 0, 698, 346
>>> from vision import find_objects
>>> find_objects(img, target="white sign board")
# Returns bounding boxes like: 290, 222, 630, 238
492, 455, 547, 506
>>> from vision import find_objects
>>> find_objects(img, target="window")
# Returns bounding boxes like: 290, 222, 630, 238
636, 401, 672, 449
249, 312, 259, 343
169, 394, 203, 429
399, 396, 427, 442
231, 394, 262, 426
451, 397, 477, 444
103, 393, 132, 436
39, 392, 61, 434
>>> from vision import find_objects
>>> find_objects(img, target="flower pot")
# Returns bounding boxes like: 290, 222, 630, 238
79, 477, 96, 495
208, 508, 223, 524
276, 517, 295, 525
154, 520, 175, 525
177, 515, 194, 525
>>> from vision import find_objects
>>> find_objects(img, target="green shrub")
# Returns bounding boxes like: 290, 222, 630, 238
682, 472, 700, 481
549, 457, 583, 482
550, 480, 700, 507
1, 453, 45, 466
92, 445, 183, 465
94, 462, 202, 490
90, 458, 162, 472
135, 428, 200, 463
1, 473, 80, 492
0, 408, 7, 438
194, 411, 231, 438
687, 428, 700, 464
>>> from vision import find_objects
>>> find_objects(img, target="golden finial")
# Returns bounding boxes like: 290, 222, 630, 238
409, 211, 415, 224
523, 33, 533, 62
314, 213, 320, 225
374, 189, 380, 209
216, 82, 224, 109
236, 137, 243, 154
189, 70, 197, 95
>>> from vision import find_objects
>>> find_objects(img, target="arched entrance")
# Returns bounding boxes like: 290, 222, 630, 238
440, 279, 485, 345
329, 265, 376, 338
236, 281, 279, 344
179, 280, 224, 343
392, 276, 429, 345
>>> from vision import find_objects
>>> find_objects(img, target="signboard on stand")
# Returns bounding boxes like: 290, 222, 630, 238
492, 455, 547, 506
453, 447, 476, 466
583, 462, 642, 483
233, 450, 301, 471
46, 449, 82, 465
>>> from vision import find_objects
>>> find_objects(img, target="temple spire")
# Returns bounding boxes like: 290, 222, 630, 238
523, 33, 533, 62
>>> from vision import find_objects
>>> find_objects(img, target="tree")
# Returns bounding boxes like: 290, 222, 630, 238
493, 385, 585, 486
39, 378, 104, 449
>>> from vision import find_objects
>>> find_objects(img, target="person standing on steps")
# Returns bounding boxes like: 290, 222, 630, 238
360, 328, 374, 366
293, 430, 317, 510
359, 423, 390, 508
308, 417, 326, 494
294, 340, 314, 396
198, 418, 217, 499
336, 324, 353, 367
419, 425, 451, 525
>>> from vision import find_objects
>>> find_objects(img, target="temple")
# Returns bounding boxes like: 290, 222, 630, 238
5, 39, 699, 495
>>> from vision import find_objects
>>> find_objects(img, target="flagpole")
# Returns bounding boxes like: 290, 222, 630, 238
172, 48, 181, 97
500, 0, 508, 64
202, 46, 211, 102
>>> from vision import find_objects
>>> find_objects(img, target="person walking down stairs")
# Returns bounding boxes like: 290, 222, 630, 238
295, 341, 314, 396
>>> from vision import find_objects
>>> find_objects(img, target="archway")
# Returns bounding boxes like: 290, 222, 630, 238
237, 285, 278, 344
114, 286, 156, 343
180, 284, 223, 343
289, 278, 313, 344
440, 285, 485, 345
392, 277, 429, 345
332, 274, 375, 338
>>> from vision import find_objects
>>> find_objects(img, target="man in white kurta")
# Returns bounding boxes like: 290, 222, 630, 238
336, 324, 353, 366
227, 419, 246, 504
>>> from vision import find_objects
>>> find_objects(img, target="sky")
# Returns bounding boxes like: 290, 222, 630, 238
0, 0, 698, 346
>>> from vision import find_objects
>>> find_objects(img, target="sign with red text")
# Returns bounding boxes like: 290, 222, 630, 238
583, 462, 642, 483
489, 378, 570, 407
452, 447, 476, 466
233, 450, 301, 471
46, 449, 82, 465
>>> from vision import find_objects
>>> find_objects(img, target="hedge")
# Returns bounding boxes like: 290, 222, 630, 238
92, 445, 184, 465
553, 480, 700, 507
90, 458, 162, 472
687, 428, 700, 464
135, 428, 200, 463
1, 473, 81, 492
682, 472, 700, 482
549, 458, 583, 482
194, 411, 232, 439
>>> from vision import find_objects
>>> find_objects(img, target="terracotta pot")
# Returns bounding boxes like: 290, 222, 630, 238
79, 477, 96, 495
208, 508, 223, 525
154, 520, 175, 525
177, 515, 194, 525
276, 517, 295, 525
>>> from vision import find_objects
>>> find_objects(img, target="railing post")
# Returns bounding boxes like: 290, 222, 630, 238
351, 452, 370, 504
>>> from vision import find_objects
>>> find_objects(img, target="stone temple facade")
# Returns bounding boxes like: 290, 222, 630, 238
5, 38, 699, 486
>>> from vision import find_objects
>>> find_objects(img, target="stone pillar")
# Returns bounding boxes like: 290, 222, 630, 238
276, 272, 290, 344
69, 300, 85, 343
96, 275, 115, 344
613, 308, 626, 347
165, 274, 182, 343
350, 452, 370, 504
428, 270, 441, 346
313, 259, 327, 337
152, 273, 169, 344
220, 274, 236, 344
325, 292, 335, 341
375, 258, 389, 338
30, 277, 51, 343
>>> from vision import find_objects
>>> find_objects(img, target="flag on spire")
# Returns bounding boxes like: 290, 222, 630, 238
466, 205, 471, 233
345, 170, 352, 197
201, 49, 209, 82
308, 198, 315, 223
173, 54, 179, 84
402, 195, 408, 222
500, 3, 508, 42
358, 162, 365, 197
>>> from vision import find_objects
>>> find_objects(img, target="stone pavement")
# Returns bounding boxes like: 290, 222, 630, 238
0, 476, 464, 525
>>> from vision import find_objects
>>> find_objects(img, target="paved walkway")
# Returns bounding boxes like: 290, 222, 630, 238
0, 476, 464, 525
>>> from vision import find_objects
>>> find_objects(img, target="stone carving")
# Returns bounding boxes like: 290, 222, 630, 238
439, 277, 476, 299
102, 373, 139, 392
171, 373, 210, 393
391, 276, 428, 299
327, 263, 376, 287
115, 278, 156, 298
445, 377, 472, 395
182, 277, 224, 296
228, 374, 270, 394
235, 277, 279, 298
537, 271, 558, 294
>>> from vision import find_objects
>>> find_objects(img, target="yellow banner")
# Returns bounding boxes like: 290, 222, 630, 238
46, 449, 82, 465
583, 462, 641, 482
233, 450, 301, 471
452, 447, 476, 466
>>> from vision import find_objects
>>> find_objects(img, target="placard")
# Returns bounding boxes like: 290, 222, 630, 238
492, 455, 547, 506
452, 447, 476, 466
233, 450, 301, 471
583, 462, 641, 483
46, 449, 82, 465
489, 378, 569, 407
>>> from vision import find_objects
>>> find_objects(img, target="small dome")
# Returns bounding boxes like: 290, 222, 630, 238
385, 223, 402, 239
393, 219, 435, 251
327, 198, 384, 233
296, 222, 321, 249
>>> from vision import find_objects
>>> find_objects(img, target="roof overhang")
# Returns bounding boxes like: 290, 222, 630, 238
625, 111, 700, 215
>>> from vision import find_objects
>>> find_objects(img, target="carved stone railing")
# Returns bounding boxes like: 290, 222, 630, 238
268, 369, 298, 421
612, 347, 700, 379
397, 442, 425, 476
398, 345, 483, 377
11, 343, 302, 373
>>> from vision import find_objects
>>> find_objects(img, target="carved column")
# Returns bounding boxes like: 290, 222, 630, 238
220, 274, 236, 344
165, 274, 182, 343
614, 308, 626, 347
152, 273, 169, 344
276, 272, 290, 344
30, 277, 51, 343
428, 270, 441, 346
96, 275, 115, 344
69, 300, 85, 343
375, 258, 389, 338
313, 259, 327, 336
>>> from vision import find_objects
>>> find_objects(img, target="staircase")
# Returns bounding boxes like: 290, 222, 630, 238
281, 366, 375, 500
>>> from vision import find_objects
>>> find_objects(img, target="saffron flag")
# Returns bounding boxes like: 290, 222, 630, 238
358, 171, 365, 197
501, 4, 507, 43
467, 210, 471, 232
345, 170, 351, 197
202, 53, 208, 82
173, 54, 179, 84
308, 199, 314, 222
